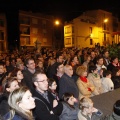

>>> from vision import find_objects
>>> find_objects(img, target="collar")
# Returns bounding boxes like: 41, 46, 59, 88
80, 76, 87, 83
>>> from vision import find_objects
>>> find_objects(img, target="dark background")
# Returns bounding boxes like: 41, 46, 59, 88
0, 0, 120, 49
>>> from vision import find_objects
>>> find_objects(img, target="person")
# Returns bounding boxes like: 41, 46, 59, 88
102, 100, 120, 120
107, 56, 120, 72
0, 62, 7, 92
96, 56, 107, 75
53, 63, 64, 93
10, 68, 24, 86
102, 50, 110, 67
0, 77, 20, 117
32, 71, 63, 120
48, 78, 59, 100
78, 97, 103, 120
111, 68, 120, 89
87, 65, 103, 95
22, 58, 36, 92
102, 70, 114, 93
3, 86, 35, 120
59, 92, 79, 120
76, 65, 95, 100
59, 65, 79, 100
47, 52, 63, 78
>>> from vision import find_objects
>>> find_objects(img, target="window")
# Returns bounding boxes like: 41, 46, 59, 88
0, 31, 4, 40
90, 39, 93, 45
89, 27, 92, 33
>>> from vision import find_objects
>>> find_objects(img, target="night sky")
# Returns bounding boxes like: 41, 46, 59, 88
0, 0, 120, 49
1, 0, 120, 21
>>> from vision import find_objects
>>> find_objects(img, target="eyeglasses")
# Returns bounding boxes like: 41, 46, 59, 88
36, 79, 48, 83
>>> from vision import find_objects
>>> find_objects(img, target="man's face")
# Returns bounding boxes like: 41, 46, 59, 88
65, 66, 73, 77
57, 56, 63, 63
104, 52, 109, 58
97, 58, 103, 65
34, 74, 48, 93
27, 60, 35, 70
91, 52, 95, 59
57, 64, 64, 74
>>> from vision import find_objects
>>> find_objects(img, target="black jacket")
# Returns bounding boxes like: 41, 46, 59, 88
32, 90, 63, 120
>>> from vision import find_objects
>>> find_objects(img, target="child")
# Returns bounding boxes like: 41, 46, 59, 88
78, 97, 103, 120
59, 92, 79, 120
48, 78, 59, 100
102, 70, 114, 93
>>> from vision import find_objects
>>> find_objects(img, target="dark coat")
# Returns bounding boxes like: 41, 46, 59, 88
111, 76, 120, 89
59, 73, 79, 99
0, 94, 9, 117
32, 90, 63, 120
22, 69, 35, 92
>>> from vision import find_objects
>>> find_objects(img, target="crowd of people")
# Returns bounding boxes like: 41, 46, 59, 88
0, 46, 120, 120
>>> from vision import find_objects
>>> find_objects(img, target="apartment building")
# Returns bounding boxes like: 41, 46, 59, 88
64, 9, 120, 48
19, 11, 54, 49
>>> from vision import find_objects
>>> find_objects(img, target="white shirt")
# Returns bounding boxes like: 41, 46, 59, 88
102, 77, 114, 93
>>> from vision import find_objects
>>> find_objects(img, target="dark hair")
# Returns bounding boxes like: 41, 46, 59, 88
103, 70, 111, 77
32, 71, 45, 82
62, 92, 74, 102
113, 100, 120, 116
89, 65, 97, 73
2, 77, 18, 94
10, 68, 21, 77
112, 68, 120, 77
96, 56, 103, 62
24, 58, 34, 66
48, 78, 56, 86
111, 56, 118, 62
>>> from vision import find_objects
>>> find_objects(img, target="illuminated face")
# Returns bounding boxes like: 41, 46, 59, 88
57, 64, 64, 73
34, 74, 48, 93
49, 81, 57, 91
19, 90, 35, 112
67, 96, 76, 106
97, 58, 103, 65
57, 56, 63, 63
17, 71, 24, 81
65, 66, 73, 77
7, 81, 19, 92
27, 60, 35, 70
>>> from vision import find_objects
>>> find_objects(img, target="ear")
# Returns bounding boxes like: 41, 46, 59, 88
17, 102, 23, 108
6, 88, 10, 92
34, 81, 38, 87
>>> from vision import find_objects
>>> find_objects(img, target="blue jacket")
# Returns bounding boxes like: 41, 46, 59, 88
3, 112, 25, 120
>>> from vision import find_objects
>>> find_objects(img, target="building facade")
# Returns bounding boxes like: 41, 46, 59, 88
19, 11, 54, 49
64, 9, 120, 48
0, 13, 7, 52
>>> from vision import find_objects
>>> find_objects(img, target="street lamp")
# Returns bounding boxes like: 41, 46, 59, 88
54, 20, 63, 48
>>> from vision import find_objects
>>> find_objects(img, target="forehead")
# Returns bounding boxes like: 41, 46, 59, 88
28, 60, 34, 64
22, 90, 31, 99
37, 74, 47, 80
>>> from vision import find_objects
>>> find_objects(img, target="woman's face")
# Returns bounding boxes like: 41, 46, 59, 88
19, 90, 35, 112
17, 71, 24, 80
85, 103, 94, 114
49, 81, 57, 91
113, 58, 118, 64
7, 81, 19, 92
67, 96, 76, 106
81, 71, 87, 77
